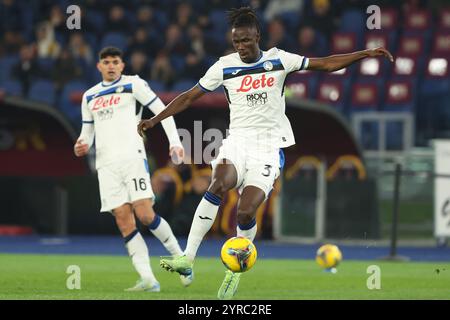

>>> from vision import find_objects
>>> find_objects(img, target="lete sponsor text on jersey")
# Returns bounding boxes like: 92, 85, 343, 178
91, 94, 121, 111
237, 74, 275, 92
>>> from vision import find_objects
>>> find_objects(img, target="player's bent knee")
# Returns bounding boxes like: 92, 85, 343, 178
208, 179, 232, 198
133, 199, 155, 226
237, 207, 257, 225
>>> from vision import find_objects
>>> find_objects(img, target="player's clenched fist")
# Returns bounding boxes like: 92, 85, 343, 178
74, 139, 89, 157
137, 118, 155, 137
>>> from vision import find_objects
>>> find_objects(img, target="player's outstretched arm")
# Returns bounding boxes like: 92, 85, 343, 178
307, 47, 394, 72
138, 85, 205, 137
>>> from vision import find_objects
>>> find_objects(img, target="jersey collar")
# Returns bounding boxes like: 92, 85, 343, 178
102, 75, 122, 87
241, 50, 264, 65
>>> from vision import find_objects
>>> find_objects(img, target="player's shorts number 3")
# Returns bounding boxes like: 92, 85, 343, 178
262, 165, 272, 177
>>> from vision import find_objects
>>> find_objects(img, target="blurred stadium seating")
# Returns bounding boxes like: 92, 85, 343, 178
0, 0, 449, 148
3, 1, 450, 243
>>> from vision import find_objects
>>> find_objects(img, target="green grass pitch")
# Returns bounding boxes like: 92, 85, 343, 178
0, 253, 449, 299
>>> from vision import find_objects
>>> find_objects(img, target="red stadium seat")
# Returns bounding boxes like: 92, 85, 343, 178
438, 8, 450, 30
405, 10, 431, 31
331, 32, 357, 54
397, 35, 425, 57
421, 56, 450, 94
316, 81, 344, 105
425, 56, 449, 77
365, 33, 388, 50
350, 83, 379, 110
322, 68, 352, 112
384, 81, 414, 111
380, 8, 399, 30
392, 55, 418, 77
286, 70, 318, 99
323, 67, 352, 85
359, 57, 383, 77
432, 32, 450, 55
286, 79, 309, 99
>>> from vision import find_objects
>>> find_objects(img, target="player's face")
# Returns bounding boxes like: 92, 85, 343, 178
97, 56, 124, 82
231, 26, 260, 63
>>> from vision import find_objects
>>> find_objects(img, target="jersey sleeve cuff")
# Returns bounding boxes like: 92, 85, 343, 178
144, 96, 158, 108
197, 82, 212, 93
300, 57, 309, 70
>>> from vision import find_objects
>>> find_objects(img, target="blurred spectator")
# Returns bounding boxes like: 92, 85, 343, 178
48, 5, 69, 39
68, 33, 94, 66
182, 53, 207, 80
11, 44, 42, 95
124, 50, 150, 79
197, 12, 213, 31
182, 52, 207, 81
0, 0, 23, 33
187, 24, 206, 60
264, 0, 304, 21
136, 5, 154, 28
126, 27, 161, 59
173, 2, 196, 29
35, 21, 61, 59
296, 25, 326, 57
1, 30, 25, 56
302, 0, 337, 39
264, 17, 295, 51
107, 5, 131, 34
164, 24, 189, 56
51, 48, 83, 93
186, 24, 224, 65
151, 50, 175, 87
136, 5, 164, 31
222, 30, 235, 56
187, 22, 224, 61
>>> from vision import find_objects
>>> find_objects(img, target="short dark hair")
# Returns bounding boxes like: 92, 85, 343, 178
98, 46, 123, 60
227, 7, 261, 33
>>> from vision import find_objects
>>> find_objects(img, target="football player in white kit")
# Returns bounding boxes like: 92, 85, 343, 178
138, 8, 393, 299
74, 47, 193, 292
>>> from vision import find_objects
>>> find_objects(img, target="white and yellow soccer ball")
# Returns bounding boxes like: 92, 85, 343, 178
220, 236, 257, 273
316, 244, 343, 269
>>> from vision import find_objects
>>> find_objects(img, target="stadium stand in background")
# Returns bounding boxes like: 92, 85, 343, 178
1, 0, 450, 239
0, 0, 449, 145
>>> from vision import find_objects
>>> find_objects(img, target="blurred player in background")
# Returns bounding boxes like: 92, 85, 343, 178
74, 46, 192, 292
138, 7, 393, 299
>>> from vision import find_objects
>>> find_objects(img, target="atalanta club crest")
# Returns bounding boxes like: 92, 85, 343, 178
263, 61, 273, 71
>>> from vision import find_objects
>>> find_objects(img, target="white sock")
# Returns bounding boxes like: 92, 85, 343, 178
148, 215, 183, 257
236, 218, 257, 242
184, 192, 221, 261
125, 230, 157, 284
